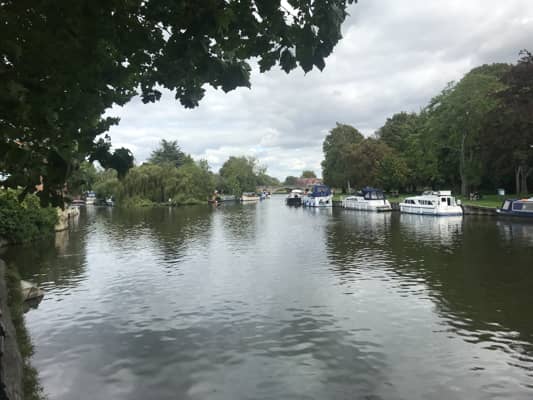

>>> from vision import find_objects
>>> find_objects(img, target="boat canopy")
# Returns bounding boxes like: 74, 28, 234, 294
310, 184, 331, 197
361, 187, 385, 200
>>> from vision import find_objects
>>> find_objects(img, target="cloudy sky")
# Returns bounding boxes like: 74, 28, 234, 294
106, 0, 533, 180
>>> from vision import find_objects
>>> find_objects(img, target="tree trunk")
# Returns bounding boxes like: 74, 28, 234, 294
460, 132, 468, 196
516, 166, 522, 195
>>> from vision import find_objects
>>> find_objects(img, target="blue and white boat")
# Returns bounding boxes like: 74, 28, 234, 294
302, 184, 333, 207
497, 197, 533, 217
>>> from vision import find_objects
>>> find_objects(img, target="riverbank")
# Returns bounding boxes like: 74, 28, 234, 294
0, 259, 43, 400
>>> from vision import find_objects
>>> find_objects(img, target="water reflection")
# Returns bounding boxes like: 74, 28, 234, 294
496, 218, 533, 246
4, 199, 533, 399
399, 214, 463, 247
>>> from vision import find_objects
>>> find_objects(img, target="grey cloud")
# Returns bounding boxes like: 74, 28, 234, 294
107, 0, 533, 179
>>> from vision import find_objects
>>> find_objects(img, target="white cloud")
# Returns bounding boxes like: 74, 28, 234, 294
106, 0, 533, 180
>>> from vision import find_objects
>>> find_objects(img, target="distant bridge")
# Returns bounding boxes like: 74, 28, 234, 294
256, 186, 305, 194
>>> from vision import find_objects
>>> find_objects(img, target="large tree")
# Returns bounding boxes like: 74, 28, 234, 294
321, 123, 364, 190
482, 51, 533, 194
423, 64, 509, 195
0, 0, 356, 205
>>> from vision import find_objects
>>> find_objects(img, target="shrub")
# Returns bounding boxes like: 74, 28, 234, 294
0, 189, 58, 244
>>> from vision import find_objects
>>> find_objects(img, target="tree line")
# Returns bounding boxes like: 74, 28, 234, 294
321, 51, 533, 196
73, 140, 280, 206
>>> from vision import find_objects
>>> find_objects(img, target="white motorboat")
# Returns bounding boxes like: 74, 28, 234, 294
399, 190, 463, 216
286, 189, 303, 206
241, 192, 260, 202
302, 184, 333, 207
342, 187, 392, 212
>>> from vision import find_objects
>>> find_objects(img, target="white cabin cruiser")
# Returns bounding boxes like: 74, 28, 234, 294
342, 187, 392, 212
302, 184, 333, 208
400, 190, 462, 216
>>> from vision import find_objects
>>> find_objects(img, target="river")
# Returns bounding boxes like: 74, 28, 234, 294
3, 196, 533, 399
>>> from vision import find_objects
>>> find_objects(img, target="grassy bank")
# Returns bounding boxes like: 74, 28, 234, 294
5, 265, 44, 400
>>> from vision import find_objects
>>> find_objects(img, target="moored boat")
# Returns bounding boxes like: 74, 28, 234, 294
241, 192, 260, 202
302, 184, 333, 207
400, 190, 462, 216
342, 187, 392, 212
85, 191, 97, 205
286, 189, 303, 206
71, 199, 86, 207
497, 197, 533, 217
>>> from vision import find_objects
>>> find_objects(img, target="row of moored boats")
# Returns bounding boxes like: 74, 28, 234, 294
286, 185, 533, 218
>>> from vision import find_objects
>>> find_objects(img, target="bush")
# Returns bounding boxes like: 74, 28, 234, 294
0, 189, 58, 244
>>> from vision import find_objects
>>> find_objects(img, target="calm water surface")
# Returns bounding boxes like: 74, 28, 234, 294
4, 197, 533, 399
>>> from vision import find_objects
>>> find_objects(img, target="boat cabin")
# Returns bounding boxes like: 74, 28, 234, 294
310, 184, 331, 197
361, 187, 385, 200
498, 198, 533, 217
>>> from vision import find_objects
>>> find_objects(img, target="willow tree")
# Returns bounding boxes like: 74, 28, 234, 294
0, 0, 356, 206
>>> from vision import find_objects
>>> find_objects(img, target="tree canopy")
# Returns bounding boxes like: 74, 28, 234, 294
0, 0, 356, 205
301, 170, 317, 178
148, 139, 188, 167
321, 123, 364, 190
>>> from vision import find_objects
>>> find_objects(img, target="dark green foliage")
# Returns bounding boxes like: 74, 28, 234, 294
148, 140, 187, 168
321, 123, 364, 190
284, 176, 299, 185
301, 170, 317, 178
219, 156, 271, 195
0, 190, 58, 244
0, 0, 356, 206
117, 159, 216, 206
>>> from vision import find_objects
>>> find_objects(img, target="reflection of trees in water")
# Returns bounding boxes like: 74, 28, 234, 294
91, 206, 214, 264
215, 203, 259, 245
326, 211, 392, 273
3, 227, 88, 290
326, 212, 533, 365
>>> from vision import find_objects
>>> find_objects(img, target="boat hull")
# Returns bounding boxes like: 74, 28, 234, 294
286, 197, 302, 206
496, 209, 533, 218
399, 204, 463, 216
342, 198, 392, 212
302, 195, 333, 207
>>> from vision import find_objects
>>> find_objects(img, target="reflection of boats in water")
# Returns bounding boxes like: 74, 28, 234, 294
302, 185, 333, 207
342, 187, 392, 212
497, 198, 533, 218
286, 189, 303, 206
400, 191, 462, 216
496, 219, 533, 245
400, 214, 463, 245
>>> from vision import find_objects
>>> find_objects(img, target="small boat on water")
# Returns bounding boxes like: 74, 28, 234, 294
286, 189, 303, 206
241, 192, 260, 202
302, 184, 333, 208
400, 190, 463, 216
342, 187, 392, 212
85, 191, 96, 205
497, 197, 533, 217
